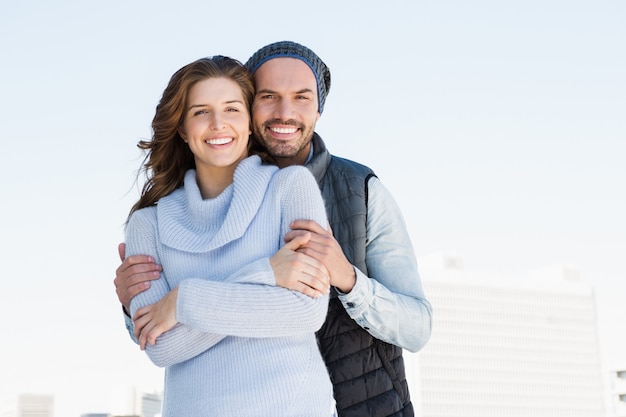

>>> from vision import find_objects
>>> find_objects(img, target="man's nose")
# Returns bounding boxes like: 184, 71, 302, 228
274, 99, 295, 120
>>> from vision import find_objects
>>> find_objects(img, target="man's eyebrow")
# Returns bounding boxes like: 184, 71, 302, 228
255, 88, 314, 95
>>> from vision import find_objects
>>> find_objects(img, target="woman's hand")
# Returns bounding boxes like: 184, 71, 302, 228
133, 287, 179, 350
270, 233, 330, 298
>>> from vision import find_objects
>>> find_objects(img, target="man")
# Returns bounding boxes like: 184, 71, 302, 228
115, 41, 432, 417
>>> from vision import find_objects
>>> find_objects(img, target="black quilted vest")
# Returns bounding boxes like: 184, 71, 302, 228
306, 134, 414, 417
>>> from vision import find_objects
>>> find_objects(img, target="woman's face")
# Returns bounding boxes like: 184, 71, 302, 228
180, 77, 251, 174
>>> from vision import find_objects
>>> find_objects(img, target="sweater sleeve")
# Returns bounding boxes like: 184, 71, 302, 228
127, 168, 330, 368
125, 212, 286, 367
126, 208, 228, 367
176, 166, 330, 336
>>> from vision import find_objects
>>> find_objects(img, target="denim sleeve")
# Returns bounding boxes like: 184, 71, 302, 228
336, 177, 433, 352
123, 307, 138, 345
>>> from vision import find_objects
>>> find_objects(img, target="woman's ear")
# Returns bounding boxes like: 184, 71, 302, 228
178, 127, 188, 143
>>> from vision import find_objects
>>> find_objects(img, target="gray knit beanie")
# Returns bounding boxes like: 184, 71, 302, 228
245, 41, 331, 114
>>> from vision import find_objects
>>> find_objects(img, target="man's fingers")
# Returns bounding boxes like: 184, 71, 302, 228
124, 281, 150, 302
285, 220, 328, 243
114, 256, 158, 288
118, 243, 126, 262
285, 226, 332, 249
117, 255, 158, 274
115, 263, 161, 288
290, 219, 327, 234
127, 263, 161, 281
115, 264, 161, 309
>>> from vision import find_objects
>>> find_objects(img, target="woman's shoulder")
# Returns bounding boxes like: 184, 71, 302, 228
273, 166, 319, 198
234, 155, 278, 181
235, 156, 318, 195
128, 181, 185, 225
126, 204, 158, 233
273, 164, 316, 184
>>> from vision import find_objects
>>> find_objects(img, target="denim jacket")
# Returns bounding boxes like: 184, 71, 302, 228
338, 176, 432, 352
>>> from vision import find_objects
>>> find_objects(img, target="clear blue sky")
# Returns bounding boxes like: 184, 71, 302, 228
1, 1, 624, 415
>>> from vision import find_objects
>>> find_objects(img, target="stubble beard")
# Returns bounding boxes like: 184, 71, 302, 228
253, 119, 315, 161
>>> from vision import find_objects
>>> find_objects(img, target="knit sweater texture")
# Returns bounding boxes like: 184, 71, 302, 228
125, 155, 335, 417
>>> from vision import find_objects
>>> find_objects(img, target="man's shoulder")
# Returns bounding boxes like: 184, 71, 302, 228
328, 154, 377, 178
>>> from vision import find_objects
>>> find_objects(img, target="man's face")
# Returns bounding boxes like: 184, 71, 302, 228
252, 57, 320, 168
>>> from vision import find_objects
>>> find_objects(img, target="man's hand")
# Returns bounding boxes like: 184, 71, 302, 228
114, 243, 162, 313
285, 220, 357, 293
133, 287, 178, 350
271, 233, 330, 298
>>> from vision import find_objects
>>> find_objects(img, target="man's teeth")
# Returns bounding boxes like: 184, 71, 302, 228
271, 127, 297, 134
206, 137, 233, 145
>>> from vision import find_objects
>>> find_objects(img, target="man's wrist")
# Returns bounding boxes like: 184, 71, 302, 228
335, 268, 357, 294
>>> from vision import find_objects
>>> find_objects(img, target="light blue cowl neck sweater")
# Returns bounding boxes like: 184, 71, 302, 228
126, 155, 335, 417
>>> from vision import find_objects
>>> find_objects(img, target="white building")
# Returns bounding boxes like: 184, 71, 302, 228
110, 386, 161, 417
610, 370, 626, 417
1, 394, 54, 417
406, 252, 606, 417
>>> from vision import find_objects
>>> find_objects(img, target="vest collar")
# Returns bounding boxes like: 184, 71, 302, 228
305, 132, 331, 185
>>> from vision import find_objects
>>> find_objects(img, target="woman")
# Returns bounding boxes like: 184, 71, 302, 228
125, 56, 335, 417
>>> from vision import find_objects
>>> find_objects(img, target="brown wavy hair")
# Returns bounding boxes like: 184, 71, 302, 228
128, 55, 265, 221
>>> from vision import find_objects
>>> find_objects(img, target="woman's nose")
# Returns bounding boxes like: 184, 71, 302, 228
209, 113, 224, 130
